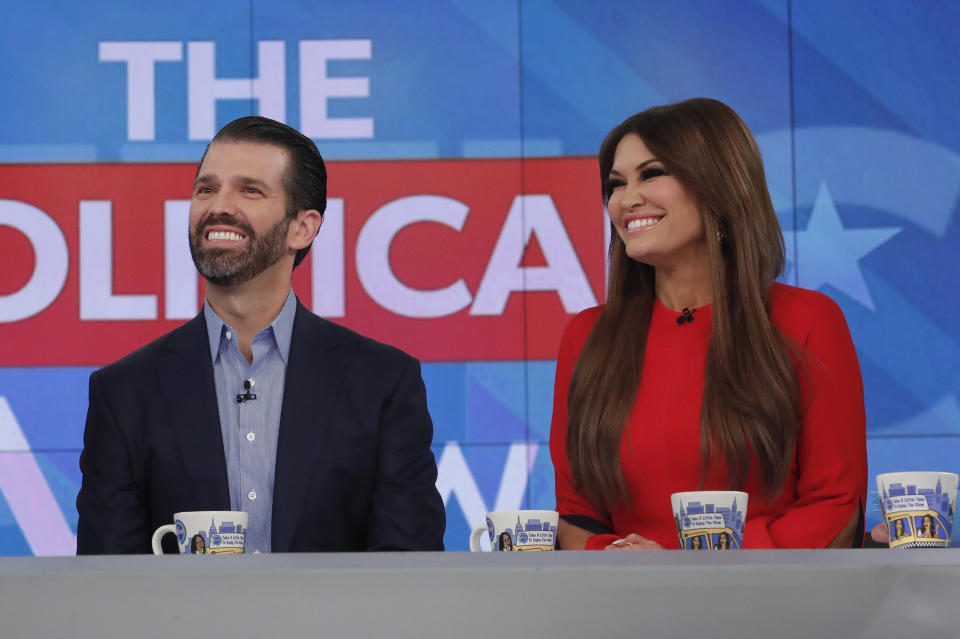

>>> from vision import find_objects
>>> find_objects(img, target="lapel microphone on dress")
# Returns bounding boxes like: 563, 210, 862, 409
236, 379, 257, 403
676, 308, 695, 326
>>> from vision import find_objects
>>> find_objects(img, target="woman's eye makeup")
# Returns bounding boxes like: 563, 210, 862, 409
606, 178, 626, 193
606, 164, 669, 194
640, 166, 668, 180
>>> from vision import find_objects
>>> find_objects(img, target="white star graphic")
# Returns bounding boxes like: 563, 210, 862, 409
783, 182, 900, 310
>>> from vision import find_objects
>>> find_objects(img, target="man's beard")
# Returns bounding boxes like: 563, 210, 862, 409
189, 214, 290, 287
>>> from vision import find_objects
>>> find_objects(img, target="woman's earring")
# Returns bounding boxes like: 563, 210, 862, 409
716, 231, 724, 242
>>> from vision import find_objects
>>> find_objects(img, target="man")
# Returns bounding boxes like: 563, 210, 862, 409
76, 116, 445, 553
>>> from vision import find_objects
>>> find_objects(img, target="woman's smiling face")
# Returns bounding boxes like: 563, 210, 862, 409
606, 133, 706, 270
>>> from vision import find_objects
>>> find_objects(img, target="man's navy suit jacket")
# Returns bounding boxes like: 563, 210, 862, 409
76, 301, 445, 553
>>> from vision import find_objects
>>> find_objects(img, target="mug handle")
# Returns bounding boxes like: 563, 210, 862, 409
469, 525, 488, 552
151, 524, 177, 555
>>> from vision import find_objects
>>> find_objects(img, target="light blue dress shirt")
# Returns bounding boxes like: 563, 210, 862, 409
203, 290, 296, 553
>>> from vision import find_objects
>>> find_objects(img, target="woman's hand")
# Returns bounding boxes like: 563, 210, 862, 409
870, 522, 889, 545
604, 533, 663, 550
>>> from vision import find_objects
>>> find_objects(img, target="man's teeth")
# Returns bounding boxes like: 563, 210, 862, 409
207, 230, 245, 241
626, 217, 661, 230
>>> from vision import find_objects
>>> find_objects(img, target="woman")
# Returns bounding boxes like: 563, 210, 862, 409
550, 98, 866, 550
716, 532, 731, 550
498, 531, 514, 551
892, 518, 908, 540
917, 515, 936, 539
190, 534, 207, 554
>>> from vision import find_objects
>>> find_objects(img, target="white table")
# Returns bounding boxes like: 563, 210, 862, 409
1, 550, 958, 638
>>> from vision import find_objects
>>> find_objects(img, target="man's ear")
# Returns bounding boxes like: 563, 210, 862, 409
288, 209, 323, 251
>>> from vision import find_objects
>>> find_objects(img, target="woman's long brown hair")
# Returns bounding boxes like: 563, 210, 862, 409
567, 98, 801, 513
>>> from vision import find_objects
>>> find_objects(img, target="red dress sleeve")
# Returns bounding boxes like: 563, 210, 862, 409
744, 291, 868, 548
549, 308, 614, 533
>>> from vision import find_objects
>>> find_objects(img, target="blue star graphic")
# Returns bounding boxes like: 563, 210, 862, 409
783, 182, 900, 310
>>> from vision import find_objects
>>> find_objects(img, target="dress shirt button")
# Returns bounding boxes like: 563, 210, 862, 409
246, 432, 256, 442
225, 331, 232, 340
247, 490, 257, 501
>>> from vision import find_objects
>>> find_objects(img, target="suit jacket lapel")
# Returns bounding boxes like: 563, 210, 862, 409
157, 314, 231, 510
271, 302, 348, 551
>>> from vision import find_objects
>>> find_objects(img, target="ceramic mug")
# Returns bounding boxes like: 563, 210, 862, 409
876, 471, 958, 549
151, 510, 248, 555
469, 510, 558, 551
671, 491, 748, 550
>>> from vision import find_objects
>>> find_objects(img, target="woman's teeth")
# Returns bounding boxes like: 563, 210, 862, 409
626, 217, 661, 231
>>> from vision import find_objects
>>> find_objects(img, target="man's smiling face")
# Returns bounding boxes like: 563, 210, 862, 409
188, 140, 294, 286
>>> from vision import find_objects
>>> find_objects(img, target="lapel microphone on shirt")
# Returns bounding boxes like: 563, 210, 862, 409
236, 379, 258, 403
676, 308, 695, 326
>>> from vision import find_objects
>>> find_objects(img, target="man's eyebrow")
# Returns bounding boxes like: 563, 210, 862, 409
233, 176, 271, 190
193, 174, 272, 190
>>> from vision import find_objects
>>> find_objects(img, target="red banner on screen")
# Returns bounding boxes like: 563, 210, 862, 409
0, 159, 607, 365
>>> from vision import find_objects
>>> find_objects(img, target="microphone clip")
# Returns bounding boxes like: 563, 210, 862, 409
236, 378, 258, 404
676, 308, 695, 325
